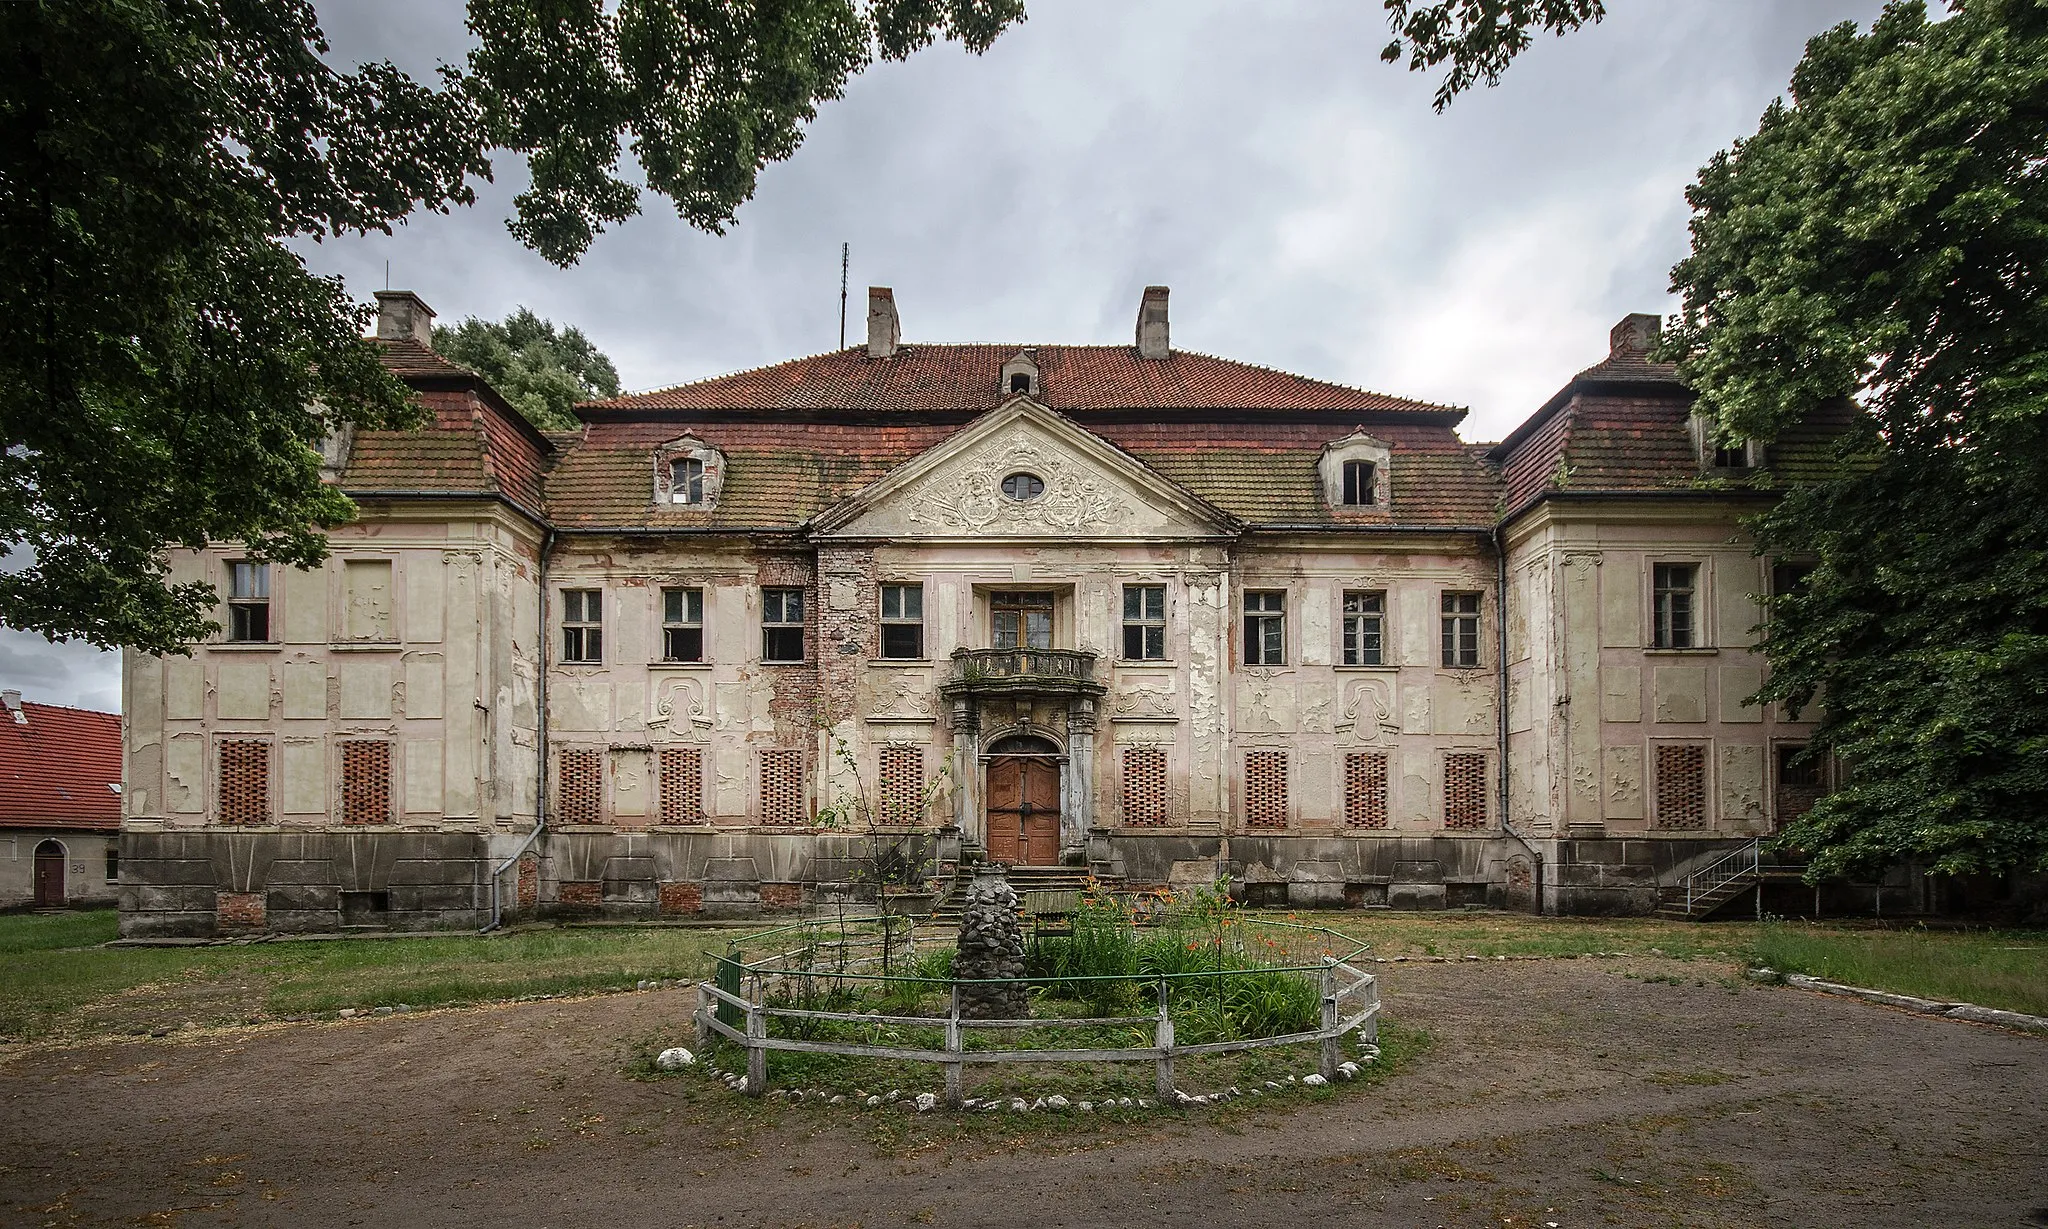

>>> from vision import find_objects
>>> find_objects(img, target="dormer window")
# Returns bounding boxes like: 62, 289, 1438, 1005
1009, 372, 1031, 394
671, 457, 705, 503
654, 437, 724, 508
1712, 443, 1750, 470
1691, 414, 1759, 470
1319, 431, 1391, 511
1341, 459, 1376, 506
1000, 350, 1040, 399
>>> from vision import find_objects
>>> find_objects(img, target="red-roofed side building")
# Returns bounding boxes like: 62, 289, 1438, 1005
0, 693, 122, 908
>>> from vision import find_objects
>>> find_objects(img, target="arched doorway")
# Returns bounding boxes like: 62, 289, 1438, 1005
985, 734, 1061, 866
33, 840, 65, 908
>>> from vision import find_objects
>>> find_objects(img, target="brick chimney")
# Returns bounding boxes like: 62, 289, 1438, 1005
374, 290, 437, 347
1135, 286, 1170, 360
866, 287, 900, 359
1609, 312, 1660, 360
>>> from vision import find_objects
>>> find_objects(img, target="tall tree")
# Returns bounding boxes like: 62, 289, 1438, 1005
1663, 0, 2048, 878
434, 309, 622, 431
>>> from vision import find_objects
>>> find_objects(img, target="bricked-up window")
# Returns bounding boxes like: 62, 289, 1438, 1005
227, 562, 270, 642
339, 740, 392, 825
662, 587, 704, 662
1243, 591, 1285, 666
1654, 744, 1708, 828
1122, 585, 1166, 661
877, 745, 925, 825
671, 456, 706, 504
561, 589, 602, 662
659, 747, 705, 824
1341, 459, 1376, 506
1653, 564, 1698, 649
1122, 747, 1170, 826
1441, 592, 1481, 668
1344, 752, 1390, 828
880, 584, 924, 660
759, 749, 807, 825
1443, 753, 1488, 829
762, 588, 805, 662
218, 740, 271, 824
1244, 751, 1289, 829
1342, 591, 1385, 666
558, 747, 603, 824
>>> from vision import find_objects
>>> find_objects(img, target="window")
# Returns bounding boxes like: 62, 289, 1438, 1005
762, 587, 805, 662
558, 747, 602, 824
759, 749, 807, 825
1777, 744, 1822, 789
1243, 591, 1285, 665
104, 847, 119, 884
670, 457, 706, 504
339, 740, 392, 826
1122, 585, 1166, 661
1440, 592, 1481, 667
561, 589, 603, 662
1000, 472, 1044, 501
659, 747, 705, 825
227, 562, 270, 642
1009, 372, 1031, 394
1341, 459, 1376, 506
1344, 752, 1389, 828
1652, 564, 1698, 649
1342, 590, 1385, 666
1122, 747, 1170, 827
880, 584, 924, 659
992, 591, 1053, 650
1771, 561, 1814, 604
662, 587, 704, 662
1654, 744, 1708, 829
1244, 751, 1289, 829
1712, 442, 1750, 469
218, 740, 270, 825
878, 745, 926, 825
1444, 753, 1487, 829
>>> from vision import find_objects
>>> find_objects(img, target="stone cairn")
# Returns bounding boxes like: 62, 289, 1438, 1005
951, 865, 1028, 1019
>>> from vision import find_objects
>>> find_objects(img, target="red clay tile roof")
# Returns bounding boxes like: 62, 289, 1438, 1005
341, 350, 554, 518
587, 346, 1462, 416
0, 701, 121, 831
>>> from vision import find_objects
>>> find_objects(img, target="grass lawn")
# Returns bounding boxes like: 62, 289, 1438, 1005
1752, 921, 2048, 1017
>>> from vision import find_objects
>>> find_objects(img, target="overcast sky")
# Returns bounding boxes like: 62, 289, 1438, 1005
5, 0, 1884, 713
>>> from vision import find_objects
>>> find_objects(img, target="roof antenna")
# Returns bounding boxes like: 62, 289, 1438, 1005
838, 242, 849, 350
384, 260, 390, 291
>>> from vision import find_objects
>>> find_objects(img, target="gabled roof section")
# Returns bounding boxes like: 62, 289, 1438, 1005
0, 701, 121, 831
814, 398, 1241, 539
584, 345, 1463, 418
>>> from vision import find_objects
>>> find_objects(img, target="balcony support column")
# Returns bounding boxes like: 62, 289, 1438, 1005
1062, 697, 1096, 863
950, 697, 984, 857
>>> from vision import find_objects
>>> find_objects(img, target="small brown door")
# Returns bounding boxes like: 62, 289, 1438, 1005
986, 750, 1061, 866
33, 841, 65, 908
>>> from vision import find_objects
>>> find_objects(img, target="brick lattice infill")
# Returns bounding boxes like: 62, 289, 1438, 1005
216, 891, 265, 929
339, 740, 392, 826
1344, 751, 1390, 829
1655, 744, 1708, 829
218, 739, 271, 825
558, 747, 603, 824
759, 749, 807, 825
1444, 753, 1488, 829
1243, 751, 1289, 830
658, 882, 703, 916
878, 745, 924, 825
1121, 746, 1171, 827
658, 747, 705, 825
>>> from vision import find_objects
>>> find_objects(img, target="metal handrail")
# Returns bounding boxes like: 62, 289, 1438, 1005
1683, 839, 1760, 915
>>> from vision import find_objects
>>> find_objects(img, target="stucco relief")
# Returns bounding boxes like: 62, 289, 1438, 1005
906, 438, 1132, 532
650, 678, 712, 739
1337, 678, 1397, 740
868, 671, 936, 720
1111, 683, 1177, 720
1237, 676, 1297, 733
1298, 682, 1334, 734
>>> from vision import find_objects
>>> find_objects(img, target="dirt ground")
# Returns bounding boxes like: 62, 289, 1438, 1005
1, 956, 2042, 1228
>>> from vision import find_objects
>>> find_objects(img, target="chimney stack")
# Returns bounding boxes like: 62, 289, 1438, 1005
1609, 312, 1660, 360
374, 290, 437, 347
866, 287, 900, 359
1135, 286, 1170, 360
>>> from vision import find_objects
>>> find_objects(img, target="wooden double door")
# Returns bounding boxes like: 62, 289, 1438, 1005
985, 750, 1061, 866
33, 841, 64, 907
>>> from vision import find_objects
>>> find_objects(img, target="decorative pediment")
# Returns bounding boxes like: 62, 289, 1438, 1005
812, 401, 1238, 541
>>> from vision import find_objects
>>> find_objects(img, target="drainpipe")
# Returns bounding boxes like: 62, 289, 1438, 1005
485, 526, 555, 931
1492, 525, 1545, 914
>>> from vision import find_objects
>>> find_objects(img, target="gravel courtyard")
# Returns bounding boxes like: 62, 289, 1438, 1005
2, 956, 2042, 1228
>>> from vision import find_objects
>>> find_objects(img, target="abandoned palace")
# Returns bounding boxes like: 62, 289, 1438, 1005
116, 286, 1852, 936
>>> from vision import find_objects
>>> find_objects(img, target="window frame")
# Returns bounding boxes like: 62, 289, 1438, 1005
560, 588, 603, 663
661, 586, 705, 663
761, 586, 806, 663
879, 582, 925, 660
226, 561, 271, 643
1440, 591, 1482, 669
1243, 590, 1286, 666
1651, 562, 1700, 650
1121, 584, 1167, 662
670, 456, 706, 504
991, 590, 1055, 651
1340, 459, 1377, 506
1341, 589, 1386, 666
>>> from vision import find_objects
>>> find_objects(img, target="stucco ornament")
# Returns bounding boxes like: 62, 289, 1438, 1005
1111, 685, 1177, 719
907, 438, 1132, 532
651, 679, 712, 737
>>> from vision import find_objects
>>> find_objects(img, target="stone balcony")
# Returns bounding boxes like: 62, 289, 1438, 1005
938, 647, 1106, 700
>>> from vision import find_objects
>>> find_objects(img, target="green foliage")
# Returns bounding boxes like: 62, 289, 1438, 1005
1379, 0, 1606, 111
433, 308, 622, 430
1663, 0, 2048, 877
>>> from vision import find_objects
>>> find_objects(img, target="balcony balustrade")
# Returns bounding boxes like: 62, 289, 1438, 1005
940, 647, 1105, 699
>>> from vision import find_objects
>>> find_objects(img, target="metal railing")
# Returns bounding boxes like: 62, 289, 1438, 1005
1683, 839, 1761, 916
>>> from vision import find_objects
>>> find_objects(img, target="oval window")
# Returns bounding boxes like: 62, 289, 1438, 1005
1000, 472, 1045, 501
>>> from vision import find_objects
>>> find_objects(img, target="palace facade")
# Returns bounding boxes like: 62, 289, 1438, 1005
117, 286, 1841, 936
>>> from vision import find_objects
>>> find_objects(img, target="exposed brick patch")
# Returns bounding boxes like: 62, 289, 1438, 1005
658, 881, 703, 916
760, 882, 802, 910
1655, 744, 1708, 829
658, 747, 705, 825
555, 879, 601, 906
340, 740, 392, 825
1345, 752, 1390, 828
218, 740, 270, 825
816, 545, 878, 729
1243, 751, 1289, 830
558, 747, 603, 824
1121, 747, 1170, 827
759, 749, 807, 826
216, 891, 265, 929
516, 854, 539, 911
756, 552, 821, 730
878, 745, 924, 825
1444, 753, 1488, 829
